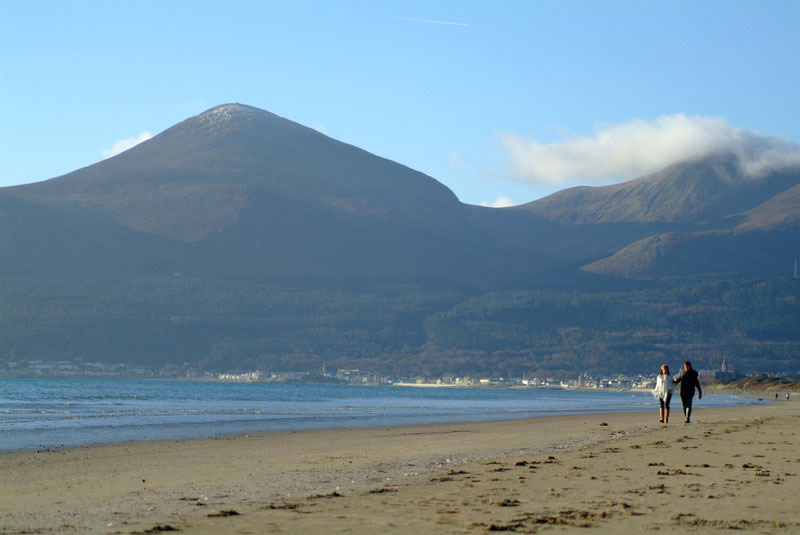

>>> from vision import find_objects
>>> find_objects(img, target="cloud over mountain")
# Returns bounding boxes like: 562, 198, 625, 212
502, 114, 800, 186
102, 131, 153, 159
479, 196, 514, 208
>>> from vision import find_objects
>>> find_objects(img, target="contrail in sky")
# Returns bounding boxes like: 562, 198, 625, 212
388, 16, 470, 27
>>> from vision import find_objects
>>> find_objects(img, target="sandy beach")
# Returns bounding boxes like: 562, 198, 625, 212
2, 398, 798, 534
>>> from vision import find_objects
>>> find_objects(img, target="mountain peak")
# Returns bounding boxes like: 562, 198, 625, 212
205, 102, 252, 112
178, 103, 283, 137
3, 102, 460, 242
198, 103, 252, 124
196, 103, 267, 123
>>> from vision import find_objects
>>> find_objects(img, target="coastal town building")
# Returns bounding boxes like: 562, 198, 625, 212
2, 357, 795, 391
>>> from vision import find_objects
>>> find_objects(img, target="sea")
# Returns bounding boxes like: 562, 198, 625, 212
0, 378, 760, 452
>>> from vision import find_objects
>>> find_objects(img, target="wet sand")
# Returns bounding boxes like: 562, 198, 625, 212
1, 399, 798, 534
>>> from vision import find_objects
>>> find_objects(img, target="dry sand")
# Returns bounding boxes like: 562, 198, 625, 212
1, 399, 798, 534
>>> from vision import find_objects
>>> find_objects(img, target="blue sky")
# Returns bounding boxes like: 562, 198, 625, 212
1, 0, 799, 206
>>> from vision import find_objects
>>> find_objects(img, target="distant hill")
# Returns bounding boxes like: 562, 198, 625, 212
737, 183, 800, 231
518, 155, 800, 279
519, 155, 800, 226
2, 104, 799, 375
708, 375, 800, 393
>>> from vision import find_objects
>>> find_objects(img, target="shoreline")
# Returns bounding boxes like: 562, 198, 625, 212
2, 401, 797, 534
7, 373, 797, 399
2, 389, 761, 454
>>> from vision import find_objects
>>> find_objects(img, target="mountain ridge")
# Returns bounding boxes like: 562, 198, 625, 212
1, 104, 551, 285
2, 103, 799, 375
6, 104, 462, 242
3, 103, 798, 283
518, 155, 800, 227
516, 153, 800, 279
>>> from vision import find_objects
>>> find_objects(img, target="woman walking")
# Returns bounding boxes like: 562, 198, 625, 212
653, 364, 675, 423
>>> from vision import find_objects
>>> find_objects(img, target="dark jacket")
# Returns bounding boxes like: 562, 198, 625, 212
675, 368, 702, 398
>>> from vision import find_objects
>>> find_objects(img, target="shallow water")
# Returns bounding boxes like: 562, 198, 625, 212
0, 378, 759, 451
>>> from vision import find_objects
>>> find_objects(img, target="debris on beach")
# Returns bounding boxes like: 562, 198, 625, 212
141, 525, 179, 533
207, 510, 240, 517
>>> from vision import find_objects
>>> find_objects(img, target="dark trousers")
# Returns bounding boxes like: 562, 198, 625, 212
681, 394, 695, 421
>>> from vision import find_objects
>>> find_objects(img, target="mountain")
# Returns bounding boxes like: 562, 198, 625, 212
518, 155, 800, 278
1, 104, 799, 376
8, 104, 796, 285
519, 155, 800, 226
7, 104, 461, 241
1, 104, 557, 285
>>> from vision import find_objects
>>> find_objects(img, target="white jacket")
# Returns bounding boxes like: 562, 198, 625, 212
653, 373, 675, 401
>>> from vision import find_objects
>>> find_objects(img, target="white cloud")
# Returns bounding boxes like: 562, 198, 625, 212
101, 131, 153, 159
479, 195, 515, 208
502, 114, 800, 185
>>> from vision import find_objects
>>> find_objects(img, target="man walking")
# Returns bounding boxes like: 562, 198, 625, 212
674, 360, 702, 423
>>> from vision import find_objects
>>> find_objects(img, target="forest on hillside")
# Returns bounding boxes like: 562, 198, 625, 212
1, 276, 798, 378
